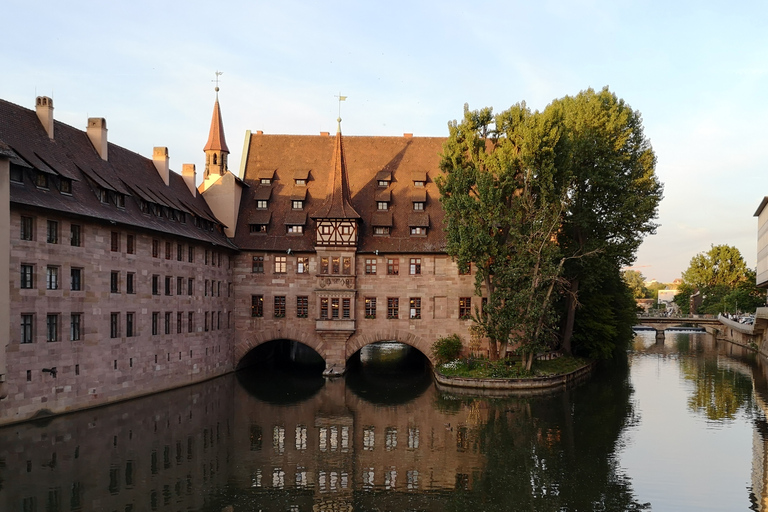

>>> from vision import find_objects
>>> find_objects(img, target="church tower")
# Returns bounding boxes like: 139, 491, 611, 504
203, 85, 229, 180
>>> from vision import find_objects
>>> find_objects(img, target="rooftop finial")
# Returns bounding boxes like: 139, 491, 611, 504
213, 70, 223, 97
335, 93, 347, 133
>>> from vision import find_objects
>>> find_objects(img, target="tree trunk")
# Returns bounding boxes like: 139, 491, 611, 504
561, 278, 579, 354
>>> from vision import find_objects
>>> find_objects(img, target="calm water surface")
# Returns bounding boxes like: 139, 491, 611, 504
1, 333, 767, 511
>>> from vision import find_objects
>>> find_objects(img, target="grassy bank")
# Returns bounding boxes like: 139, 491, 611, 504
436, 355, 590, 379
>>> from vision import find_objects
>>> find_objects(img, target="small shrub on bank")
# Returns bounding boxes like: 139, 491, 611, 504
432, 334, 463, 365
437, 355, 589, 379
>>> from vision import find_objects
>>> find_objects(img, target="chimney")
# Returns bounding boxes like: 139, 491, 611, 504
87, 117, 108, 160
153, 147, 170, 186
182, 164, 197, 197
36, 96, 54, 139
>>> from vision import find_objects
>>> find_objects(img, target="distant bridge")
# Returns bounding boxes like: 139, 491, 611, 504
634, 315, 721, 342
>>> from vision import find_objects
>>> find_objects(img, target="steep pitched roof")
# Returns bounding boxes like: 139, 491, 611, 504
235, 130, 447, 253
0, 97, 235, 248
310, 120, 361, 220
203, 99, 229, 153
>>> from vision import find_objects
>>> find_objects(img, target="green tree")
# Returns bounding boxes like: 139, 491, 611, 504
675, 245, 764, 314
621, 270, 647, 299
549, 88, 663, 355
437, 103, 568, 367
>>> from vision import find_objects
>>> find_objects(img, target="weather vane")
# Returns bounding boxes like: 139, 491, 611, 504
335, 92, 347, 119
213, 71, 223, 95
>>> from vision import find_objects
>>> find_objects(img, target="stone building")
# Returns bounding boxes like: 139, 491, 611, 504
0, 96, 236, 425
0, 92, 478, 425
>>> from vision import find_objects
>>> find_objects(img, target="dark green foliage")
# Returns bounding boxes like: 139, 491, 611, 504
431, 334, 464, 365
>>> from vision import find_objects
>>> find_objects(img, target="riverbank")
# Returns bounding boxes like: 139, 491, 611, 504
434, 357, 597, 395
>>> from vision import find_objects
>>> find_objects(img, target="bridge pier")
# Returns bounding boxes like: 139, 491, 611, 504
655, 329, 665, 343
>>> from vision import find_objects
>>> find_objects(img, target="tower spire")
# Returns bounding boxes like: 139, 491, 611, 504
203, 72, 229, 179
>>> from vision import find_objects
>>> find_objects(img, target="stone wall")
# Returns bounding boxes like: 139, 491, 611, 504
2, 207, 235, 425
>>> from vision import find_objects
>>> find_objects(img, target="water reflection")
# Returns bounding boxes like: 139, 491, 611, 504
4, 334, 768, 510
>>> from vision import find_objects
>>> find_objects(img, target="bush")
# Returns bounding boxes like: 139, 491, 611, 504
432, 334, 463, 365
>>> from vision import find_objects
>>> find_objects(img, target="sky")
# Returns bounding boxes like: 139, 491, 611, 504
4, 0, 767, 283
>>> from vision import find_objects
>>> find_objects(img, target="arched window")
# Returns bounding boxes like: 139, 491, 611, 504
213, 154, 217, 165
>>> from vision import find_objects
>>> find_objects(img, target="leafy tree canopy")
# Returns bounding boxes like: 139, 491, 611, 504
621, 270, 647, 299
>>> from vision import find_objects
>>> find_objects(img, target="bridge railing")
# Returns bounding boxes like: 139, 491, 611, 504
637, 313, 717, 319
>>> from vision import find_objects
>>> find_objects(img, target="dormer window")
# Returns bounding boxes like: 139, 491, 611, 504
375, 170, 392, 188
99, 188, 109, 203
377, 202, 388, 211
114, 193, 125, 209
292, 200, 304, 210
377, 180, 389, 187
410, 227, 427, 235
60, 178, 72, 194
249, 224, 268, 233
413, 202, 424, 211
139, 200, 149, 214
295, 179, 306, 186
413, 180, 425, 187
411, 171, 427, 188
374, 226, 390, 235
260, 178, 272, 185
287, 225, 304, 234
256, 200, 268, 209
36, 172, 49, 189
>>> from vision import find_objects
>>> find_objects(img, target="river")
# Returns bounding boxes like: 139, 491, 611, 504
1, 331, 767, 511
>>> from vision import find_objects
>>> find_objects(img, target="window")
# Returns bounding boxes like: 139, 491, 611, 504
188, 246, 194, 262
110, 232, 120, 252
46, 314, 59, 342
297, 257, 309, 274
459, 297, 472, 319
165, 312, 171, 334
331, 298, 340, 319
320, 297, 329, 319
365, 258, 377, 275
46, 220, 58, 244
292, 200, 304, 210
413, 180, 425, 187
177, 312, 182, 334
152, 275, 159, 295
274, 296, 286, 318
410, 297, 421, 319
378, 180, 389, 187
204, 311, 209, 332
413, 201, 425, 210
21, 314, 33, 343
410, 226, 427, 236
377, 202, 388, 211
260, 178, 271, 185
204, 279, 209, 296
250, 224, 268, 234
251, 295, 263, 317
332, 257, 340, 274
297, 296, 308, 318
387, 258, 399, 275
60, 177, 72, 194
342, 298, 351, 319
387, 298, 399, 319
342, 257, 351, 275
295, 178, 306, 186
71, 268, 82, 291
373, 226, 390, 235
110, 271, 119, 293
165, 276, 172, 296
126, 313, 135, 337
36, 172, 49, 188
287, 225, 303, 234
115, 193, 125, 208
365, 297, 376, 318
187, 278, 194, 296
177, 243, 183, 261
275, 256, 287, 273
256, 200, 268, 209
10, 166, 23, 183
205, 250, 209, 265
46, 266, 59, 290
188, 312, 194, 333
152, 239, 159, 257
459, 262, 471, 275
20, 216, 34, 240
165, 242, 171, 260
70, 313, 81, 341
71, 224, 81, 247
110, 313, 120, 338
20, 264, 33, 289
152, 312, 159, 335
320, 257, 329, 274
410, 258, 421, 275
176, 276, 183, 295
252, 256, 264, 273
127, 234, 135, 254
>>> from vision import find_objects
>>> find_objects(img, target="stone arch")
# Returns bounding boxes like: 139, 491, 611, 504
346, 329, 436, 366
235, 325, 327, 367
